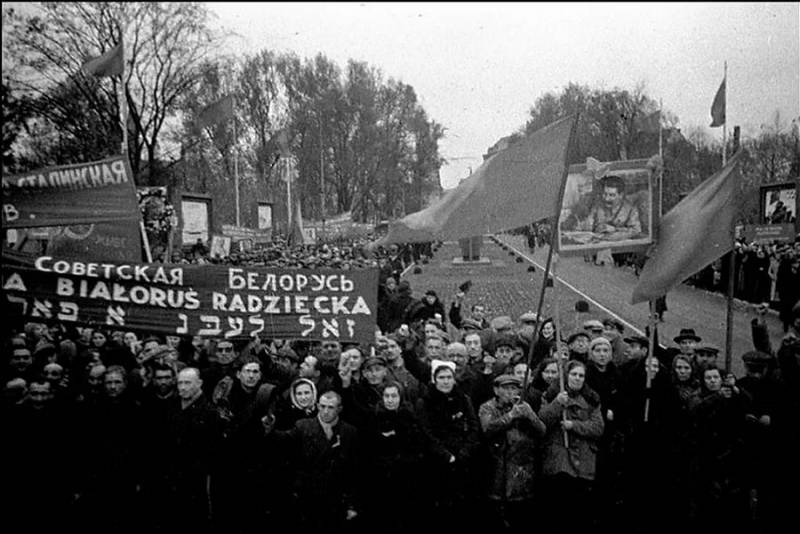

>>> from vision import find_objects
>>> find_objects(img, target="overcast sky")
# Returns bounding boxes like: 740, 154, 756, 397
207, 2, 799, 189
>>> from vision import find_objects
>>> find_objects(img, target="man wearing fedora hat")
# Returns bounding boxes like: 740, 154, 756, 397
664, 328, 702, 366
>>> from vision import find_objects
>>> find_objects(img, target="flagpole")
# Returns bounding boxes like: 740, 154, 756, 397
521, 114, 579, 395
233, 94, 241, 227
644, 300, 657, 422
552, 252, 569, 448
118, 24, 151, 264
286, 157, 293, 238
723, 61, 734, 374
519, 114, 579, 451
722, 62, 727, 166
658, 99, 663, 219
119, 32, 128, 156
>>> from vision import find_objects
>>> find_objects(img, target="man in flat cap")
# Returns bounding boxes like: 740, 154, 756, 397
478, 373, 545, 528
583, 319, 606, 341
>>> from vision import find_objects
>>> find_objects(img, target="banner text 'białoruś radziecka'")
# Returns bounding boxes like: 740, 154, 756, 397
2, 254, 379, 343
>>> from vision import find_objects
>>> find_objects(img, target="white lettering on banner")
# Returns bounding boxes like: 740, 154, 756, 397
198, 315, 221, 337
3, 204, 19, 222
34, 256, 184, 286
264, 296, 280, 314
3, 272, 27, 292
10, 160, 129, 191
311, 275, 325, 291
299, 315, 315, 336
106, 306, 126, 326
209, 293, 371, 315
296, 275, 308, 291
225, 317, 244, 338
341, 277, 354, 292
7, 295, 28, 314
279, 274, 294, 291
32, 299, 53, 318
248, 316, 265, 336
227, 269, 357, 293
57, 302, 78, 321
321, 318, 339, 338
176, 313, 189, 334
57, 278, 199, 310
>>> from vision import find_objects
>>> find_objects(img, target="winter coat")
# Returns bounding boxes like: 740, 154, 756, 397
416, 387, 481, 465
416, 386, 482, 503
363, 404, 427, 477
538, 388, 604, 481
404, 298, 447, 327
273, 416, 361, 518
479, 397, 546, 501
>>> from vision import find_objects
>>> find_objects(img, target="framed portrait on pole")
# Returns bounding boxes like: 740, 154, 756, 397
557, 158, 654, 255
760, 181, 798, 226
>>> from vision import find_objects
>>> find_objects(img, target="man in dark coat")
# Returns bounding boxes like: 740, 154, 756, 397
262, 390, 361, 529
167, 367, 221, 529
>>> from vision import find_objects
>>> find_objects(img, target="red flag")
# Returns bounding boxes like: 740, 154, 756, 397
82, 43, 123, 78
631, 152, 741, 304
197, 95, 234, 129
710, 79, 726, 127
373, 115, 577, 245
636, 110, 661, 134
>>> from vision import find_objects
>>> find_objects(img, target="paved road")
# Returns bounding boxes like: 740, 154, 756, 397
402, 235, 786, 377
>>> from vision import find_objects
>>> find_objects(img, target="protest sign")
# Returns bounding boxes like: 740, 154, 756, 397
2, 252, 379, 343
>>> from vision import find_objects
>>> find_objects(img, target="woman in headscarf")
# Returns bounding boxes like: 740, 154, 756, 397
272, 377, 318, 431
538, 359, 604, 530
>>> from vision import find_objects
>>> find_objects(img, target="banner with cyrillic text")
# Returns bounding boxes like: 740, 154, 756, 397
2, 254, 379, 343
2, 155, 140, 228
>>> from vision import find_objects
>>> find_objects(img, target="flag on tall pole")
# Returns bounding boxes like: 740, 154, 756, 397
710, 75, 726, 128
372, 115, 577, 246
631, 151, 742, 304
81, 43, 123, 78
197, 95, 235, 129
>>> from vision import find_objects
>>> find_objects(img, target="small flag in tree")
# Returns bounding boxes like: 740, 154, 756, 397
710, 79, 726, 127
636, 110, 661, 134
82, 43, 123, 78
197, 95, 234, 129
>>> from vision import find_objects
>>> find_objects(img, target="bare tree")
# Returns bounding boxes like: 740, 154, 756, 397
4, 2, 221, 182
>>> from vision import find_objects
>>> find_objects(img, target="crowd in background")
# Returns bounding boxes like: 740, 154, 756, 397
4, 230, 799, 532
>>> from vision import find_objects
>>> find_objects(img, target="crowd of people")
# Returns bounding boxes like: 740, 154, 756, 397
3, 234, 800, 533
687, 240, 800, 328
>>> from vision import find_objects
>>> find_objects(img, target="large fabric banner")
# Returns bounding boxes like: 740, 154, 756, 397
2, 155, 140, 228
2, 252, 379, 343
372, 115, 576, 245
2, 155, 142, 262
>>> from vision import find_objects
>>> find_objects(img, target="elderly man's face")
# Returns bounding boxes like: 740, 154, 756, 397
425, 338, 444, 360
464, 334, 483, 359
